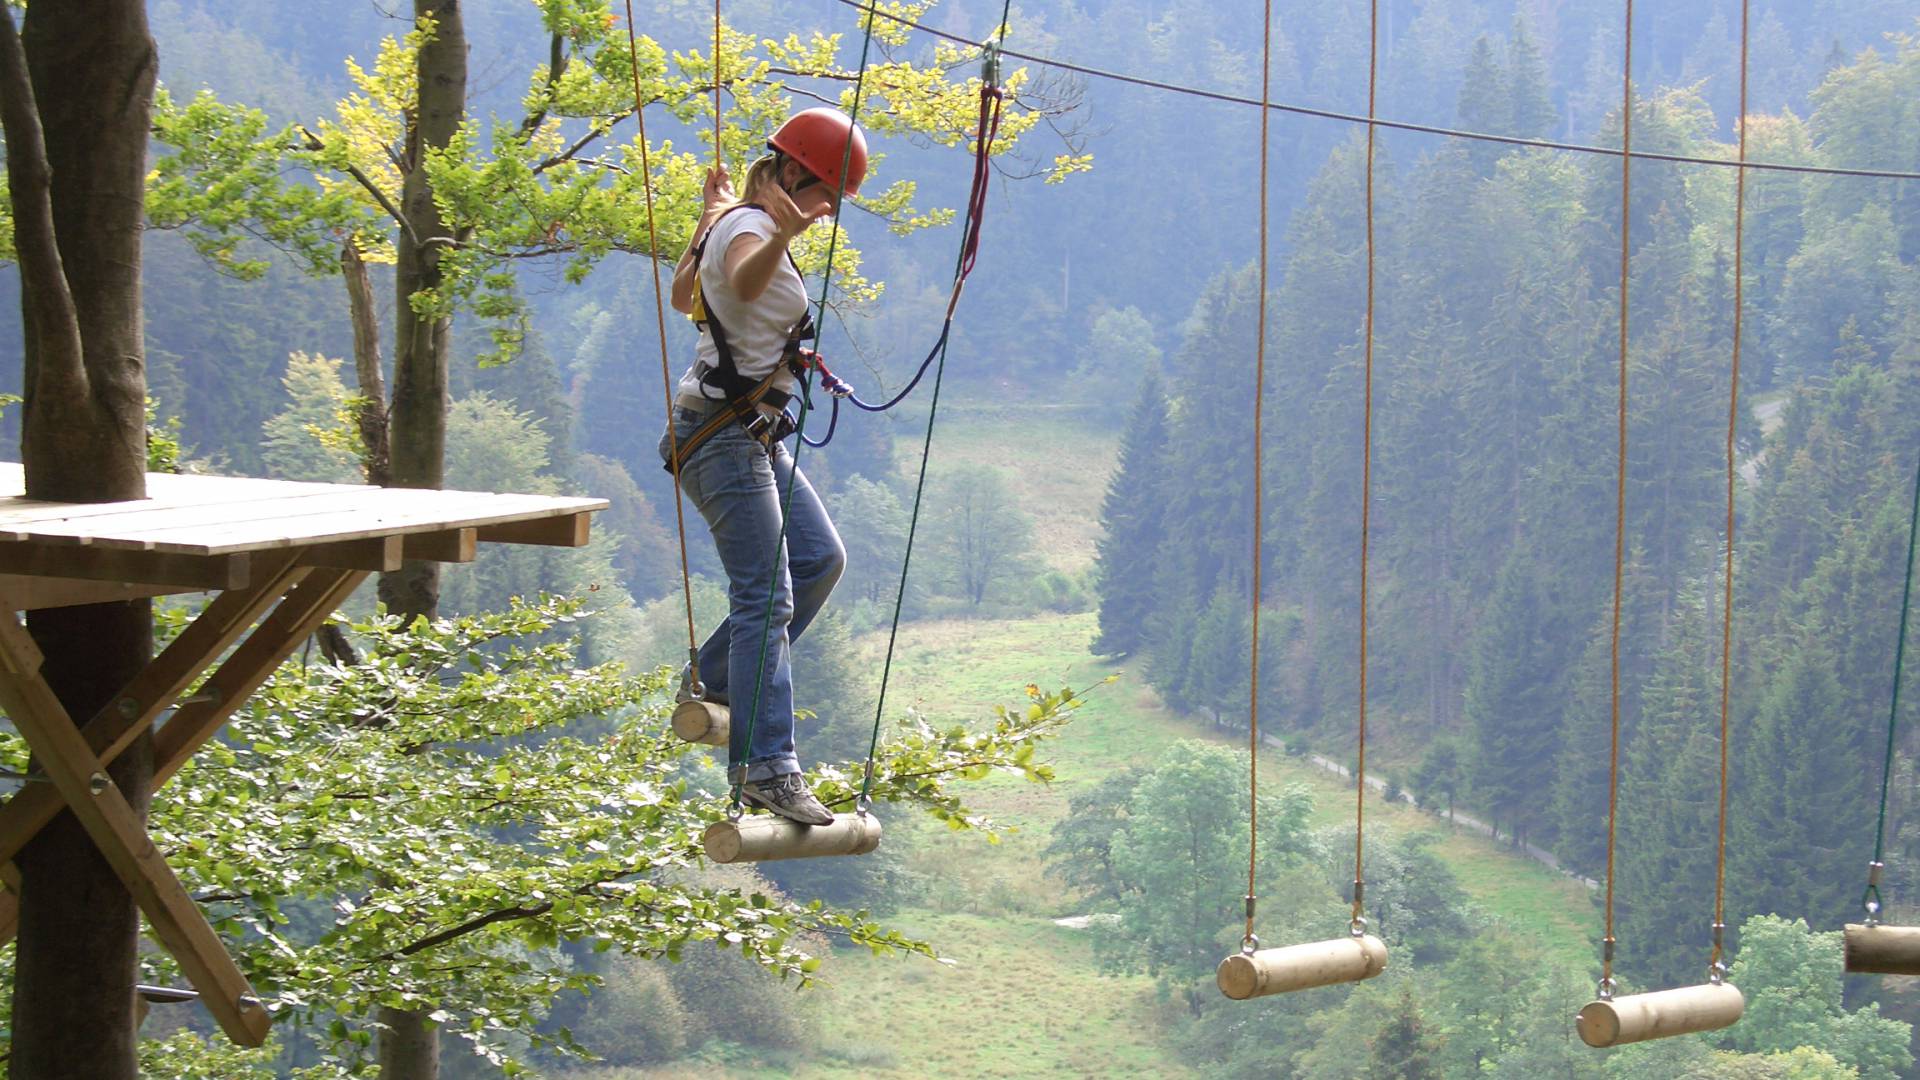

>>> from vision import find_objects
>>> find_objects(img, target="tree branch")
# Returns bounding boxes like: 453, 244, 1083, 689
340, 239, 392, 485
298, 125, 417, 244
515, 33, 567, 141
0, 6, 88, 412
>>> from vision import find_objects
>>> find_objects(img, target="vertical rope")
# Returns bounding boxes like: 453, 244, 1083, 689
713, 0, 723, 162
733, 0, 880, 811
861, 12, 1010, 807
1601, 0, 1635, 996
1352, 0, 1379, 931
1712, 0, 1750, 976
1243, 0, 1273, 950
623, 0, 702, 659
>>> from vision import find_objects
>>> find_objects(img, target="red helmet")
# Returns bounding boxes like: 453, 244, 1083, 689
768, 108, 869, 197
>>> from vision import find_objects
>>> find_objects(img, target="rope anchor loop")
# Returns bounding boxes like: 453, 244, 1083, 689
680, 647, 706, 702
1596, 977, 1617, 1002
1241, 933, 1260, 955
1863, 860, 1887, 925
1349, 916, 1369, 939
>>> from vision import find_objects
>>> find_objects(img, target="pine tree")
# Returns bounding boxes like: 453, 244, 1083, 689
1365, 991, 1445, 1080
1093, 369, 1172, 656
1465, 549, 1565, 843
1614, 589, 1721, 990
1505, 15, 1557, 139
1457, 35, 1510, 174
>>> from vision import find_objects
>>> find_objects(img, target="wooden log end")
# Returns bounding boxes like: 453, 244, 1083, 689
1217, 934, 1389, 1000
1576, 982, 1744, 1048
672, 700, 729, 746
703, 810, 882, 864
1845, 924, 1920, 975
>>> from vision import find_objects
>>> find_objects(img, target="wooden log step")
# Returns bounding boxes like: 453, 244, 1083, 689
1845, 923, 1920, 974
1217, 934, 1388, 1000
1576, 982, 1744, 1047
703, 811, 882, 863
672, 700, 728, 745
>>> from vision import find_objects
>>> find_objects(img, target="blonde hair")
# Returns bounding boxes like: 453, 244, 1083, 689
730, 153, 785, 207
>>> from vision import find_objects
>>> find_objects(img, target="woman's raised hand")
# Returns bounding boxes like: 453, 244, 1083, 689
701, 163, 734, 211
763, 183, 833, 243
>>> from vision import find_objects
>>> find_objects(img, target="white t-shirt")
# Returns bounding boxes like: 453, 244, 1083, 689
675, 206, 810, 402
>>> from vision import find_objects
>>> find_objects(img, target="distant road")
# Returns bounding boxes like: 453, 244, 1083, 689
1297, 745, 1597, 890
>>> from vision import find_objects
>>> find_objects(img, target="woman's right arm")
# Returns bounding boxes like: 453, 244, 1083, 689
724, 185, 828, 303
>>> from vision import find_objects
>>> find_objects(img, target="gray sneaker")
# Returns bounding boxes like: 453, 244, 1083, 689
742, 773, 835, 826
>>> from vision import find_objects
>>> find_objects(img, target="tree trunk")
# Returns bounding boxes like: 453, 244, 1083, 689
376, 0, 465, 628
375, 3, 465, 1075
1, 3, 156, 1078
342, 240, 391, 487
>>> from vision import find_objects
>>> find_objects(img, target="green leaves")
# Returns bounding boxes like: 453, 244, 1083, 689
98, 594, 1088, 1070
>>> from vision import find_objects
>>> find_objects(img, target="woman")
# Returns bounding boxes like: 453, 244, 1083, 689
659, 109, 868, 826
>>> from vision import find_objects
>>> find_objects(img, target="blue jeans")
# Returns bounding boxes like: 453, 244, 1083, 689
660, 406, 846, 782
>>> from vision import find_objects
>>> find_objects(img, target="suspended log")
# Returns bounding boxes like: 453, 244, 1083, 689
1576, 982, 1744, 1047
1216, 934, 1388, 1000
703, 811, 882, 863
1845, 924, 1920, 974
672, 700, 728, 746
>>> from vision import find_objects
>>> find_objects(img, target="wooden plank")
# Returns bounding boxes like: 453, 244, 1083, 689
14, 488, 397, 545
476, 510, 593, 548
0, 617, 271, 1046
0, 542, 250, 590
78, 492, 604, 555
403, 527, 478, 564
0, 574, 193, 610
300, 535, 403, 572
0, 554, 309, 877
0, 472, 354, 533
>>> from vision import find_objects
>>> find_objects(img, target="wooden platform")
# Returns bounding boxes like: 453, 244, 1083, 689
0, 465, 606, 1045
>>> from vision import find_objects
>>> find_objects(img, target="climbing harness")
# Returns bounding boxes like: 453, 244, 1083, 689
662, 201, 819, 474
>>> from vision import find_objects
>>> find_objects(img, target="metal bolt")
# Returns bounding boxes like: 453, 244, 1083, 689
88, 773, 109, 796
117, 698, 139, 720
180, 688, 222, 707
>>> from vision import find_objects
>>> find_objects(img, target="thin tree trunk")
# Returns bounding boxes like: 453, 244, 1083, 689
1, 4, 156, 1078
375, 2, 466, 1074
342, 240, 392, 487
377, 0, 466, 628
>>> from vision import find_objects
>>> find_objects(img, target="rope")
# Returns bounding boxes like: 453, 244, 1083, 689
858, 1, 1013, 807
799, 77, 1004, 447
732, 0, 882, 814
822, 0, 1920, 184
1711, 0, 1750, 979
1242, 0, 1273, 953
1601, 0, 1634, 999
1353, 0, 1379, 934
622, 0, 703, 667
1866, 414, 1920, 917
712, 0, 723, 163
